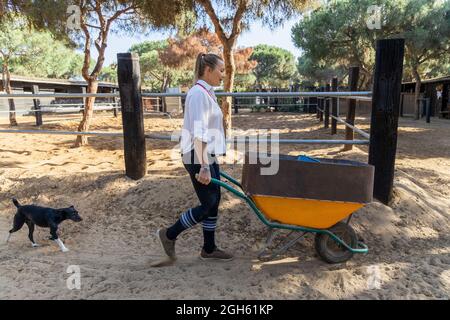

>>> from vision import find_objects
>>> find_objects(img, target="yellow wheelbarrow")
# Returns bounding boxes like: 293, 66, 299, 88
211, 153, 374, 264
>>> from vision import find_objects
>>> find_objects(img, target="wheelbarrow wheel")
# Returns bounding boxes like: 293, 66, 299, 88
314, 222, 357, 264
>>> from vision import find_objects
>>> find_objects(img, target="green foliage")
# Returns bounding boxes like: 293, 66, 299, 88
234, 73, 257, 91
193, 0, 312, 35
292, 0, 450, 87
0, 0, 73, 42
291, 0, 380, 88
0, 16, 28, 63
296, 54, 347, 86
3, 0, 189, 83
129, 40, 193, 91
0, 16, 83, 79
129, 40, 168, 56
394, 0, 450, 81
135, 0, 195, 30
98, 64, 118, 83
250, 44, 297, 87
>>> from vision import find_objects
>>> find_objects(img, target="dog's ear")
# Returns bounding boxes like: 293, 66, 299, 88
70, 205, 74, 208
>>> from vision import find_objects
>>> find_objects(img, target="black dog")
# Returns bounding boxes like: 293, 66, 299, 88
6, 198, 82, 252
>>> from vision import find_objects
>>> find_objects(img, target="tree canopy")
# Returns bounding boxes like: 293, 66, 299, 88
0, 17, 85, 86
129, 40, 180, 92
179, 0, 313, 134
250, 44, 297, 88
1, 0, 195, 145
130, 28, 256, 91
292, 0, 450, 91
296, 54, 348, 87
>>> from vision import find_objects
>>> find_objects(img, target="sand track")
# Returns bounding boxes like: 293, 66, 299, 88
0, 112, 449, 299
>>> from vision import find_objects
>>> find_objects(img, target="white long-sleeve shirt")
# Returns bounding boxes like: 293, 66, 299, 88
180, 80, 226, 156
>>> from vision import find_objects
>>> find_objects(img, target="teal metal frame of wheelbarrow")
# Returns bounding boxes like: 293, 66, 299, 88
211, 171, 368, 261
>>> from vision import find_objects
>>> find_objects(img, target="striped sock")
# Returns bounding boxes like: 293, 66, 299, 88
180, 208, 198, 229
166, 208, 198, 240
202, 217, 217, 253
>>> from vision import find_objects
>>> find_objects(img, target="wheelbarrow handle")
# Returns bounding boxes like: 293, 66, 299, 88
355, 241, 369, 254
210, 177, 248, 200
219, 171, 243, 189
194, 171, 245, 198
206, 170, 244, 197
320, 230, 369, 254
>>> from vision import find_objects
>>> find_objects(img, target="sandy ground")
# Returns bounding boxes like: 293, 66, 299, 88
0, 111, 449, 300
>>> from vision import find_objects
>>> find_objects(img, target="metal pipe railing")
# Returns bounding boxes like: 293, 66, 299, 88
0, 93, 119, 99
0, 91, 372, 99
0, 129, 369, 145
0, 106, 120, 113
329, 114, 370, 139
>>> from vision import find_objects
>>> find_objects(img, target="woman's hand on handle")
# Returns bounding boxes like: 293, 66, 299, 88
195, 167, 211, 185
193, 138, 211, 185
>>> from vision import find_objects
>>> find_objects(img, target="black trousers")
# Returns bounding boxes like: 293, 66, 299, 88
181, 150, 221, 226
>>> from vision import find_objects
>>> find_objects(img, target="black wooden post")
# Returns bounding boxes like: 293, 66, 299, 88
368, 38, 405, 205
399, 93, 404, 117
233, 93, 238, 114
117, 52, 147, 180
441, 83, 449, 118
113, 88, 118, 117
418, 98, 425, 118
157, 97, 162, 112
311, 88, 317, 115
425, 98, 431, 123
344, 67, 360, 151
320, 87, 324, 122
319, 87, 324, 122
272, 87, 280, 112
316, 88, 320, 119
324, 83, 330, 128
331, 77, 338, 134
424, 83, 436, 117
32, 85, 43, 126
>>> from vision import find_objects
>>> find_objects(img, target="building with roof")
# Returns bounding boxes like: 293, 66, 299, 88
401, 75, 450, 119
0, 75, 119, 113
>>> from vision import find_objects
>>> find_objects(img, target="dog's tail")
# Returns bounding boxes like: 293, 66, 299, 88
12, 198, 21, 208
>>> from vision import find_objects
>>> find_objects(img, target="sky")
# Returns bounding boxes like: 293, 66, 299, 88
101, 18, 302, 66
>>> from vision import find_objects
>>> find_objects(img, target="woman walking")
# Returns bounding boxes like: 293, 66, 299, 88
156, 53, 233, 262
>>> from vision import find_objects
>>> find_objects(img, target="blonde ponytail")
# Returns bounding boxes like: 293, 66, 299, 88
193, 52, 223, 84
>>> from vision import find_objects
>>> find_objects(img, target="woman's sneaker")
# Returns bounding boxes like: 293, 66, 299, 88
156, 228, 176, 260
200, 247, 233, 261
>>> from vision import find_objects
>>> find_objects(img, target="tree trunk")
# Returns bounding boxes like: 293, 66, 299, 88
75, 80, 98, 146
222, 45, 235, 138
343, 67, 359, 151
160, 73, 170, 113
412, 67, 421, 120
73, 2, 135, 147
2, 63, 17, 126
358, 68, 372, 90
